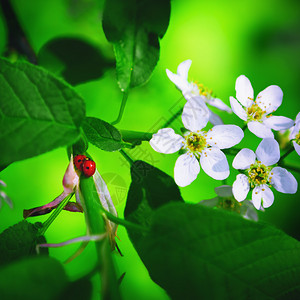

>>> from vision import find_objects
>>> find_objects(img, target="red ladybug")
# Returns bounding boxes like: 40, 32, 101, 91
74, 155, 87, 171
82, 159, 96, 177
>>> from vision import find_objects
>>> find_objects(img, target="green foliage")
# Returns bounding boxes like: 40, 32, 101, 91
82, 116, 130, 151
0, 58, 85, 165
128, 201, 300, 300
0, 220, 48, 266
102, 0, 171, 91
38, 37, 114, 85
0, 256, 69, 300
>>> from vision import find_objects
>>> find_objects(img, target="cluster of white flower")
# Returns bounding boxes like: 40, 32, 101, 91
150, 60, 299, 213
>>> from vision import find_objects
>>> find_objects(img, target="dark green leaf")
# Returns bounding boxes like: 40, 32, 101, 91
0, 256, 68, 300
0, 220, 48, 266
0, 58, 85, 165
125, 160, 183, 242
131, 202, 300, 300
38, 37, 114, 85
102, 0, 171, 91
58, 278, 93, 300
82, 116, 128, 151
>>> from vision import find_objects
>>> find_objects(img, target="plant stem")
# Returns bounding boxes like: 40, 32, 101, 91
119, 149, 134, 166
162, 106, 183, 128
278, 147, 294, 164
40, 193, 74, 235
111, 91, 129, 125
242, 124, 247, 131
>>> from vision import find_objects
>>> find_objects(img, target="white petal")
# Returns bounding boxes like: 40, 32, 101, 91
174, 153, 200, 187
235, 75, 254, 107
232, 174, 250, 202
247, 121, 274, 138
270, 167, 298, 194
177, 59, 192, 79
230, 97, 248, 121
206, 97, 232, 113
252, 185, 274, 210
150, 128, 184, 154
255, 138, 280, 166
206, 125, 244, 149
232, 148, 256, 170
293, 141, 300, 156
290, 120, 300, 140
215, 185, 233, 197
200, 147, 229, 180
182, 96, 209, 132
166, 69, 190, 92
295, 112, 300, 123
208, 110, 224, 125
256, 85, 283, 114
199, 197, 219, 207
263, 116, 294, 131
241, 202, 259, 221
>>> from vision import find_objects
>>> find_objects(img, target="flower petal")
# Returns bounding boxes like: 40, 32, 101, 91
199, 197, 219, 207
200, 147, 229, 180
256, 85, 283, 114
208, 110, 224, 125
293, 141, 300, 156
0, 191, 13, 209
255, 138, 280, 166
166, 69, 190, 92
235, 75, 254, 107
252, 185, 274, 210
247, 121, 274, 138
206, 124, 244, 149
177, 59, 192, 79
206, 97, 232, 113
290, 119, 300, 140
232, 174, 250, 202
230, 97, 247, 121
270, 167, 298, 194
150, 128, 184, 154
232, 148, 256, 170
215, 185, 233, 197
263, 116, 294, 131
174, 153, 200, 187
182, 96, 209, 132
240, 201, 259, 221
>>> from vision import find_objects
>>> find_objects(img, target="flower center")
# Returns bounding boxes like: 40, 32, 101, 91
295, 132, 300, 145
184, 132, 207, 154
218, 197, 242, 213
192, 82, 214, 99
247, 161, 271, 188
247, 104, 266, 122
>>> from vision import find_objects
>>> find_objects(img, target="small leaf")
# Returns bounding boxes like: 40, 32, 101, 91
102, 0, 171, 91
0, 58, 85, 165
82, 116, 128, 151
131, 202, 300, 300
0, 256, 68, 300
38, 37, 114, 85
0, 220, 48, 266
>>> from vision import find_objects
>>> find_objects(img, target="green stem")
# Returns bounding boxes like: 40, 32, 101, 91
223, 147, 241, 156
40, 193, 74, 235
119, 149, 134, 166
162, 106, 183, 128
111, 92, 129, 125
278, 162, 300, 173
242, 124, 247, 131
278, 147, 294, 164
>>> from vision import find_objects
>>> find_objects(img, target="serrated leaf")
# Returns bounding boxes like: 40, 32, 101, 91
0, 256, 68, 300
0, 220, 48, 266
38, 37, 114, 85
0, 58, 85, 165
82, 116, 127, 151
131, 202, 300, 300
102, 0, 170, 91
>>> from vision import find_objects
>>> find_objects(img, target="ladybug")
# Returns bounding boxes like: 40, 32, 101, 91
74, 155, 87, 171
82, 159, 96, 177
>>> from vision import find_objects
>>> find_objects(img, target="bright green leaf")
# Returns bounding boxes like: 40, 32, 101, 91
0, 256, 68, 300
0, 58, 85, 165
0, 220, 48, 266
131, 202, 300, 300
102, 0, 171, 91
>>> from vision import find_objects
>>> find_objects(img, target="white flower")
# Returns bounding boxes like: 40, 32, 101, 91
230, 75, 294, 138
150, 98, 244, 187
232, 138, 298, 210
200, 185, 260, 221
0, 180, 13, 209
166, 60, 232, 125
289, 112, 300, 156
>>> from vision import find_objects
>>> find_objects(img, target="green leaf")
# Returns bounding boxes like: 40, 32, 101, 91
125, 160, 183, 243
102, 0, 171, 91
82, 116, 130, 151
58, 278, 93, 300
0, 58, 85, 165
0, 256, 68, 300
130, 202, 300, 300
0, 220, 48, 266
38, 37, 114, 85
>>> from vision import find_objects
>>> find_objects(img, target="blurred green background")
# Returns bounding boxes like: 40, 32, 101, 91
0, 0, 300, 299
